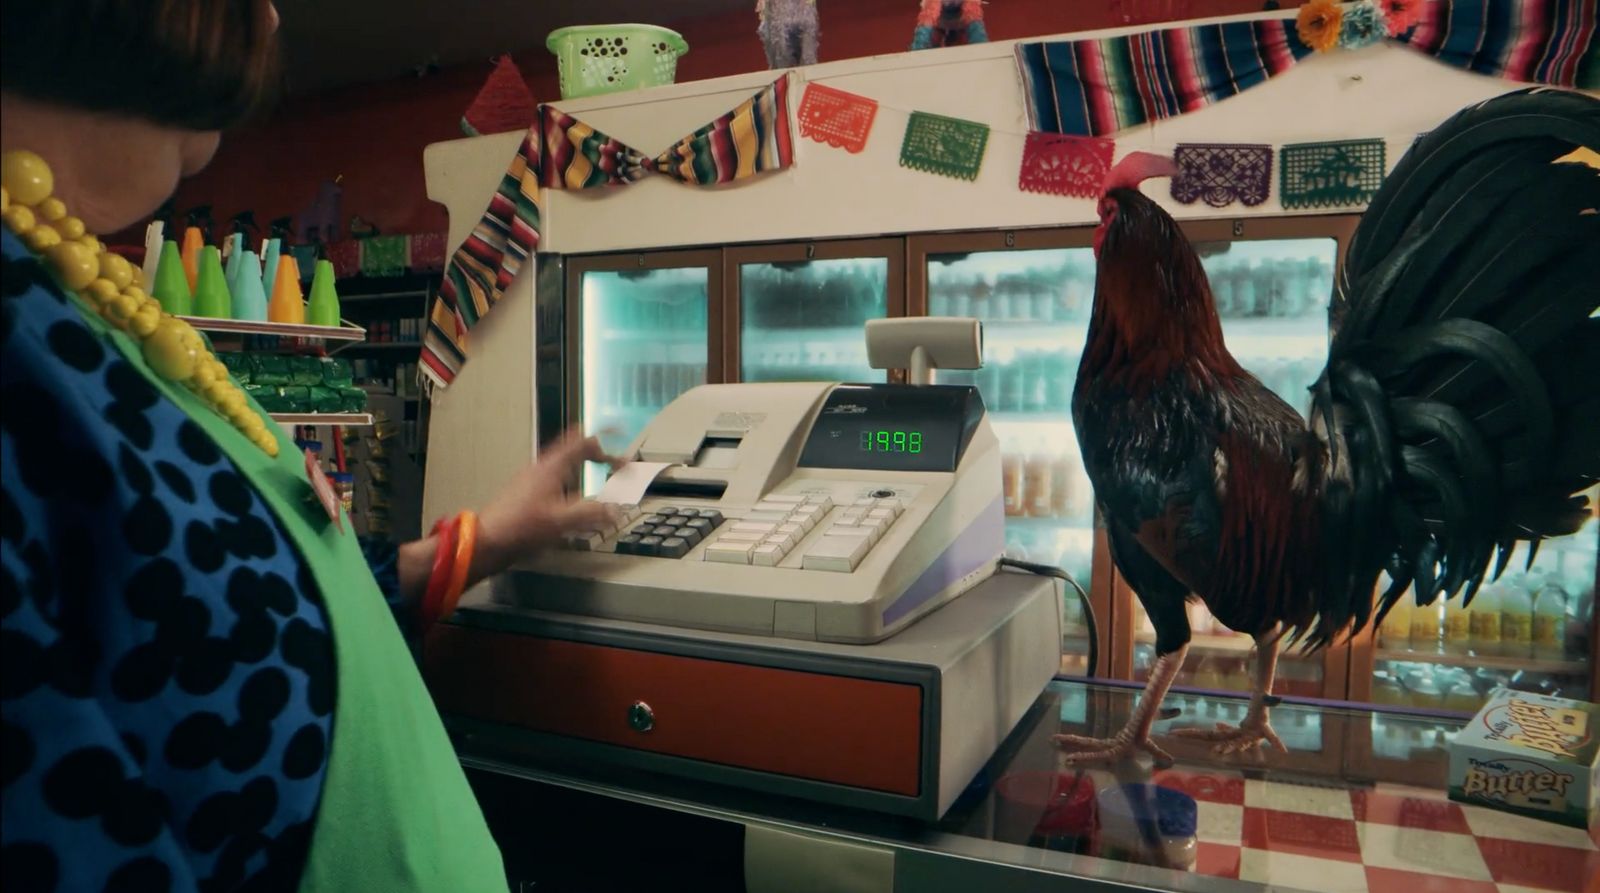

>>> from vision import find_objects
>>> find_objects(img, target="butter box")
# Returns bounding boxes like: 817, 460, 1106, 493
1448, 688, 1599, 829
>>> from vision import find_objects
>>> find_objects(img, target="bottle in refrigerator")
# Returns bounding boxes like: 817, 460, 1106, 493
1002, 453, 1024, 517
1024, 444, 1054, 518
1409, 602, 1441, 654
1443, 602, 1471, 655
999, 358, 1024, 412
1026, 354, 1049, 412
1469, 582, 1502, 657
1373, 674, 1406, 707
1378, 596, 1412, 650
1533, 578, 1567, 660
1441, 669, 1481, 713
1045, 351, 1072, 407
1049, 453, 1074, 519
1500, 574, 1534, 658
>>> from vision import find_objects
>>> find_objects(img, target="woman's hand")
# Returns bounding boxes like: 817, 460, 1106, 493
474, 431, 623, 573
396, 430, 622, 607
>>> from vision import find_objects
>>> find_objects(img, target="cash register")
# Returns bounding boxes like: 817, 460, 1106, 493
423, 319, 1063, 819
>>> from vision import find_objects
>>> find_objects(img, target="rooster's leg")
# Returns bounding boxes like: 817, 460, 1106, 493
1055, 643, 1188, 765
1172, 625, 1287, 754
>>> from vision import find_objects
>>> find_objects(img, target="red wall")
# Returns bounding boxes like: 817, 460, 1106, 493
147, 0, 1277, 244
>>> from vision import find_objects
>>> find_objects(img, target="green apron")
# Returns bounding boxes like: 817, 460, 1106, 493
74, 299, 506, 892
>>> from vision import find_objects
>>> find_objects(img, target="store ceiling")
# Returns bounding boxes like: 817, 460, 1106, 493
276, 0, 750, 92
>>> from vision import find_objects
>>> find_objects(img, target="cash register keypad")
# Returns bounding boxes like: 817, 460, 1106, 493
699, 494, 903, 572
614, 506, 725, 557
563, 494, 903, 571
703, 496, 833, 566
563, 504, 729, 559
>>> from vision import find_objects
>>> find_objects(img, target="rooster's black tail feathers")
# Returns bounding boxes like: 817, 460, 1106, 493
1312, 87, 1600, 644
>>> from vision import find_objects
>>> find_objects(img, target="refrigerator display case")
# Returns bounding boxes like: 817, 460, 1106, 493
909, 230, 1105, 676
552, 220, 1597, 705
1100, 217, 1357, 700
565, 250, 722, 495
725, 239, 903, 385
1353, 495, 1599, 717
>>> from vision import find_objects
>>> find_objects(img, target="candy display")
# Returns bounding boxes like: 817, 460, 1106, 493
221, 354, 367, 414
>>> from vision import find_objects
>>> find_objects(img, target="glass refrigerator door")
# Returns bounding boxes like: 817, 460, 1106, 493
1128, 236, 1341, 698
578, 265, 710, 495
1370, 491, 1597, 715
924, 247, 1098, 673
739, 257, 888, 383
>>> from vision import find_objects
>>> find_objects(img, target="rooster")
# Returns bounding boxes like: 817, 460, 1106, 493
1060, 87, 1600, 764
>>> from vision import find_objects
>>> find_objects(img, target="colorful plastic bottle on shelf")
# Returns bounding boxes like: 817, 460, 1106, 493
151, 239, 192, 315
140, 219, 164, 289
192, 246, 231, 318
307, 259, 342, 327
261, 237, 282, 298
179, 226, 203, 292
223, 232, 244, 284
230, 250, 268, 322
1470, 581, 1502, 657
1533, 577, 1568, 661
268, 255, 305, 324
1500, 573, 1535, 658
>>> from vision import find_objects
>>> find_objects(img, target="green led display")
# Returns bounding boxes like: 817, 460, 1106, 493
858, 430, 922, 454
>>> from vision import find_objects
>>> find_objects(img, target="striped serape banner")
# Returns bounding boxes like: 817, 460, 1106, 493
421, 124, 541, 388
1016, 18, 1313, 137
649, 74, 794, 184
1396, 0, 1599, 89
421, 75, 793, 388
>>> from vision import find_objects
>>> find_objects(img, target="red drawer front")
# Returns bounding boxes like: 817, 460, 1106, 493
424, 625, 924, 796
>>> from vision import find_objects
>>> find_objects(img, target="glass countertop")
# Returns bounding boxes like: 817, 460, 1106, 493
457, 680, 1600, 893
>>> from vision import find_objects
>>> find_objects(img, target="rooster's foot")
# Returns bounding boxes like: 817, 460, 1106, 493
1054, 732, 1173, 767
1171, 717, 1286, 755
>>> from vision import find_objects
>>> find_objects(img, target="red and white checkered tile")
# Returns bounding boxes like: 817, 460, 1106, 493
1150, 771, 1600, 893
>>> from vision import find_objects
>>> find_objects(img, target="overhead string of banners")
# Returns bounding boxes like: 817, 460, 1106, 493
420, 0, 1598, 389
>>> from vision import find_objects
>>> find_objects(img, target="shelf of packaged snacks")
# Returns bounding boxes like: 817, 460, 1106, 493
269, 412, 375, 427
1136, 631, 1255, 654
1372, 648, 1586, 675
179, 316, 367, 341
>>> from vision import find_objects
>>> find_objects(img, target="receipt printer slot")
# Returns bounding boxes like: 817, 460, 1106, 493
644, 478, 729, 500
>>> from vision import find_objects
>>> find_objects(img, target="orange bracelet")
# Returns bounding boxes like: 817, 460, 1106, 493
438, 510, 477, 622
419, 514, 460, 630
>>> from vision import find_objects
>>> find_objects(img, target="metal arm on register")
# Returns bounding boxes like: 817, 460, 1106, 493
423, 318, 1064, 819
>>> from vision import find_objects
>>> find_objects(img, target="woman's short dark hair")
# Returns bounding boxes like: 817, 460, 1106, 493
1, 0, 282, 131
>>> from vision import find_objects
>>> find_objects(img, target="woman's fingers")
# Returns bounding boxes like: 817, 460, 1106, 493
557, 499, 617, 533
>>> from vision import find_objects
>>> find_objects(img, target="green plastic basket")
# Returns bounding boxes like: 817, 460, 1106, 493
546, 24, 689, 100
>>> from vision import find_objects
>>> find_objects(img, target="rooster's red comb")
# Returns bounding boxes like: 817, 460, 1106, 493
1100, 151, 1179, 196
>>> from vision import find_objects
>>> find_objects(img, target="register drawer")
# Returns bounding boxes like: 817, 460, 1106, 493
424, 624, 924, 796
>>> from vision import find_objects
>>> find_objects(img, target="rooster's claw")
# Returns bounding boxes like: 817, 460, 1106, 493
1171, 718, 1286, 755
1054, 732, 1174, 767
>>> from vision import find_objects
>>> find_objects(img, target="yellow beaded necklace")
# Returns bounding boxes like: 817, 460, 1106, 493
1, 150, 278, 456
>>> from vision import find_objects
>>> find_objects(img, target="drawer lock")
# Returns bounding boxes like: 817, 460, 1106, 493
627, 700, 655, 733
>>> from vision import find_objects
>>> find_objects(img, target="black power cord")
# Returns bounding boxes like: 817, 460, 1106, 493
998, 557, 1098, 678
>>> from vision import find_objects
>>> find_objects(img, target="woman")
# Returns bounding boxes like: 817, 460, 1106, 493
1, 3, 612, 890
